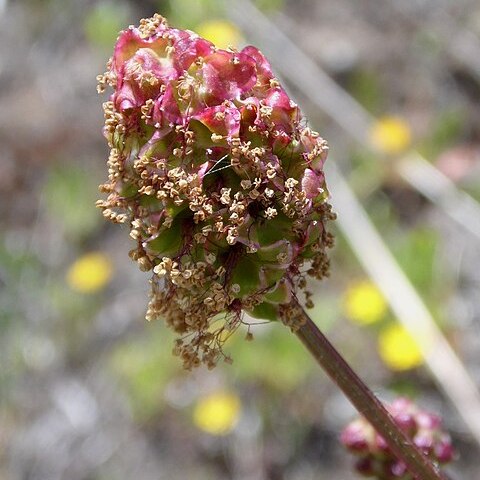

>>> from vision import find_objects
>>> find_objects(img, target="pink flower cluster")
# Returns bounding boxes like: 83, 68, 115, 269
341, 398, 454, 479
97, 14, 334, 368
109, 18, 306, 140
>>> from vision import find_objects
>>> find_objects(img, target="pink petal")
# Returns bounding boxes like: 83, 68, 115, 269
170, 29, 214, 71
340, 423, 368, 451
201, 50, 257, 103
302, 168, 324, 199
241, 45, 274, 84
152, 84, 182, 125
113, 28, 169, 73
124, 48, 178, 84
114, 80, 144, 111
265, 87, 298, 133
112, 29, 180, 111
193, 103, 241, 137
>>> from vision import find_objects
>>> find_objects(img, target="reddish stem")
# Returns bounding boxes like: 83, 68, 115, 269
290, 300, 445, 480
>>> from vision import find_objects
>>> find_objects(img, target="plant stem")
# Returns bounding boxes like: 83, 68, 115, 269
290, 300, 445, 480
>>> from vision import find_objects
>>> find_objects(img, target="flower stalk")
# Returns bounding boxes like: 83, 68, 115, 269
291, 299, 446, 480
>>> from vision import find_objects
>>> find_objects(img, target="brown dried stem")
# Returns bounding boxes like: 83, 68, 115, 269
290, 300, 445, 480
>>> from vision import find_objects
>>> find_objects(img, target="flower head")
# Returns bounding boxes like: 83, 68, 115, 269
341, 397, 454, 479
97, 14, 334, 369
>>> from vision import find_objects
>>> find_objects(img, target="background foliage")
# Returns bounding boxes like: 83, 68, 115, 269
1, 0, 480, 478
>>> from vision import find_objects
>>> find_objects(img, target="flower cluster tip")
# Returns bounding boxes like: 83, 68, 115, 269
341, 397, 454, 479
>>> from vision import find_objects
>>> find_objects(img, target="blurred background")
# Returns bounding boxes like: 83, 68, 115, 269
1, 0, 480, 478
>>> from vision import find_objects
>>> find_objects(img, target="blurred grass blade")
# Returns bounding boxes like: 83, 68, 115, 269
327, 162, 480, 448
387, 3, 480, 84
398, 152, 480, 240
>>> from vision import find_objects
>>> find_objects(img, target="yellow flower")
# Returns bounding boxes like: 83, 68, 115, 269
196, 20, 242, 49
369, 116, 412, 154
193, 391, 241, 435
67, 252, 113, 293
344, 281, 387, 325
378, 324, 424, 371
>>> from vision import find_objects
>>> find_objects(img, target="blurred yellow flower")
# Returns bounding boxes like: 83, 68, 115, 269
196, 19, 242, 49
193, 391, 241, 435
67, 252, 113, 293
344, 281, 387, 325
378, 324, 424, 371
369, 116, 412, 154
